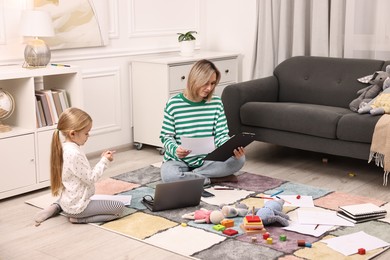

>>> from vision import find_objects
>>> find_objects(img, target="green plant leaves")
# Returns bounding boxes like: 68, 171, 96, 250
177, 31, 197, 42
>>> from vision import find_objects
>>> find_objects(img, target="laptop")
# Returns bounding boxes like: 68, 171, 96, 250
141, 178, 204, 212
204, 132, 256, 161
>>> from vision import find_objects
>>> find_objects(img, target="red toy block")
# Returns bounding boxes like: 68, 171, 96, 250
223, 229, 238, 236
245, 215, 260, 222
297, 240, 306, 246
358, 248, 366, 255
263, 232, 270, 239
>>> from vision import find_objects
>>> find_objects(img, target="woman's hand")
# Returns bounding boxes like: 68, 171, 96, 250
102, 150, 115, 162
176, 146, 191, 158
233, 147, 245, 159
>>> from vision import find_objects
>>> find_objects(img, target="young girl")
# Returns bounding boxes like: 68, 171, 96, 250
160, 59, 246, 185
34, 107, 124, 225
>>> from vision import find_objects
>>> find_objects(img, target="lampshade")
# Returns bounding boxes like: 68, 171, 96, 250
20, 10, 55, 37
20, 10, 55, 68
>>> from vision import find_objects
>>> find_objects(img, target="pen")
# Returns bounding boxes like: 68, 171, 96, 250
314, 224, 319, 230
51, 63, 71, 67
270, 190, 284, 197
276, 195, 291, 204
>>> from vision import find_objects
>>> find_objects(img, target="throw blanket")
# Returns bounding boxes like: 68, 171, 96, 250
369, 114, 390, 185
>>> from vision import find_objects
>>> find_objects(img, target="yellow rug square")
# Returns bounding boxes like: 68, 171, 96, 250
100, 212, 178, 240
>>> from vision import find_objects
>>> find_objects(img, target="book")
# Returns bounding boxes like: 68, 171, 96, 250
51, 90, 63, 116
339, 203, 387, 219
337, 211, 386, 224
35, 93, 53, 126
52, 89, 70, 111
36, 90, 59, 124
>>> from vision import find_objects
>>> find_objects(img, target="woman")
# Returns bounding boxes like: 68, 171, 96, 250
160, 59, 245, 185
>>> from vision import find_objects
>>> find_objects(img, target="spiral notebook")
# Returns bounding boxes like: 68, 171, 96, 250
337, 203, 387, 223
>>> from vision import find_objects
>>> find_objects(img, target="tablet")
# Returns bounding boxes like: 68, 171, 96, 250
204, 132, 255, 161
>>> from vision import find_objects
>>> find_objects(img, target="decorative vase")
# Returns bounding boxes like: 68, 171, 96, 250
180, 40, 195, 56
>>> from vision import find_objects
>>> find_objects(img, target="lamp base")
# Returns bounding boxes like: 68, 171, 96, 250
24, 38, 51, 68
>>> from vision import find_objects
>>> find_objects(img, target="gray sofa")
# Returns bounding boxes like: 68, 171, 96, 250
222, 56, 390, 160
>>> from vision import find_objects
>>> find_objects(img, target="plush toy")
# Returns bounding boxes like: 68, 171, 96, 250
349, 66, 390, 112
251, 198, 290, 226
182, 208, 224, 224
359, 77, 390, 115
221, 203, 249, 218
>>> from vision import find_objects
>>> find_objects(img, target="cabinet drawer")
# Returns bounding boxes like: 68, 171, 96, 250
169, 64, 193, 92
214, 59, 237, 84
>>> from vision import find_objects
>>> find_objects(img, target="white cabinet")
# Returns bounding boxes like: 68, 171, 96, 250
0, 65, 82, 199
131, 51, 239, 150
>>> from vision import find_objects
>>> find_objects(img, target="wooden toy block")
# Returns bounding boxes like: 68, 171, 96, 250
245, 215, 261, 222
266, 237, 273, 244
297, 240, 306, 246
222, 228, 238, 236
221, 219, 234, 228
263, 232, 270, 239
358, 248, 366, 255
213, 224, 226, 231
279, 234, 287, 241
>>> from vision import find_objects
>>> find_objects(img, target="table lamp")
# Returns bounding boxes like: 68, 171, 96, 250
20, 10, 55, 68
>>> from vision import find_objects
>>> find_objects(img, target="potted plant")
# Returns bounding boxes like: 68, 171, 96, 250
177, 31, 197, 56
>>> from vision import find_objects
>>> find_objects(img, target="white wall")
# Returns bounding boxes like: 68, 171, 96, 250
0, 0, 257, 154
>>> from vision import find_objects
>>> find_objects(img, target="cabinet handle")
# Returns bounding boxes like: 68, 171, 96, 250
225, 69, 229, 74
181, 76, 185, 80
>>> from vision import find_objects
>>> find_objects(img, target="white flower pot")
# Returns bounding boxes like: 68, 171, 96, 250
180, 40, 195, 56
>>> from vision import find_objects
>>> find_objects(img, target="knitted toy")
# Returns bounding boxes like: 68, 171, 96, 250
251, 198, 290, 226
182, 208, 224, 224
221, 203, 249, 218
349, 66, 390, 112
359, 77, 390, 115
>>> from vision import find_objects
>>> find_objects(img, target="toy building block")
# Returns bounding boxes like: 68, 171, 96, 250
279, 234, 287, 241
263, 232, 270, 239
222, 228, 238, 236
266, 237, 273, 244
297, 240, 306, 246
245, 215, 261, 222
213, 224, 226, 231
251, 236, 257, 242
239, 224, 266, 234
305, 242, 312, 248
358, 248, 366, 255
221, 219, 234, 228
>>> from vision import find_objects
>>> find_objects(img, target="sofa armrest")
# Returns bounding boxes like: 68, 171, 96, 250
221, 76, 279, 135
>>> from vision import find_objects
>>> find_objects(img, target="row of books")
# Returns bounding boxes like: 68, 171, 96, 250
35, 89, 70, 127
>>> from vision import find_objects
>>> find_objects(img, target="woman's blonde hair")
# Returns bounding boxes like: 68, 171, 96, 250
184, 59, 221, 101
50, 107, 92, 196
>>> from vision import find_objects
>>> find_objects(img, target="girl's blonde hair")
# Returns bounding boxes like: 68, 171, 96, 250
184, 59, 221, 102
50, 107, 92, 196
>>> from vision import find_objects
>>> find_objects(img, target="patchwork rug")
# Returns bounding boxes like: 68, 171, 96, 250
26, 165, 390, 260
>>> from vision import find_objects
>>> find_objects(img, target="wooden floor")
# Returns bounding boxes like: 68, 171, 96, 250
1, 141, 389, 259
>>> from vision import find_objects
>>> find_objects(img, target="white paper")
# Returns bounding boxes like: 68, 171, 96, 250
297, 208, 354, 226
91, 194, 132, 206
282, 221, 333, 237
322, 231, 390, 256
181, 136, 215, 156
201, 187, 254, 206
277, 195, 314, 207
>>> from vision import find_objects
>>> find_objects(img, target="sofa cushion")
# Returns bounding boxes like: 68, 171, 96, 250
337, 113, 381, 143
240, 102, 351, 139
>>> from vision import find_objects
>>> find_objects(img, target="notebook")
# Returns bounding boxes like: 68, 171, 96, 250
204, 132, 255, 161
141, 178, 204, 212
336, 211, 386, 224
338, 203, 387, 223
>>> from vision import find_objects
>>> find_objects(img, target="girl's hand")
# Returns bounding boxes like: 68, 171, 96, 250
233, 147, 245, 159
102, 150, 115, 162
176, 146, 191, 158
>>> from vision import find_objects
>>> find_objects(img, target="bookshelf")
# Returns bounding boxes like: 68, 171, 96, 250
0, 65, 83, 199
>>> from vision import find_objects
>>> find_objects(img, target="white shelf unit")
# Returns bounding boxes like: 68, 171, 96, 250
0, 65, 83, 199
131, 51, 239, 151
